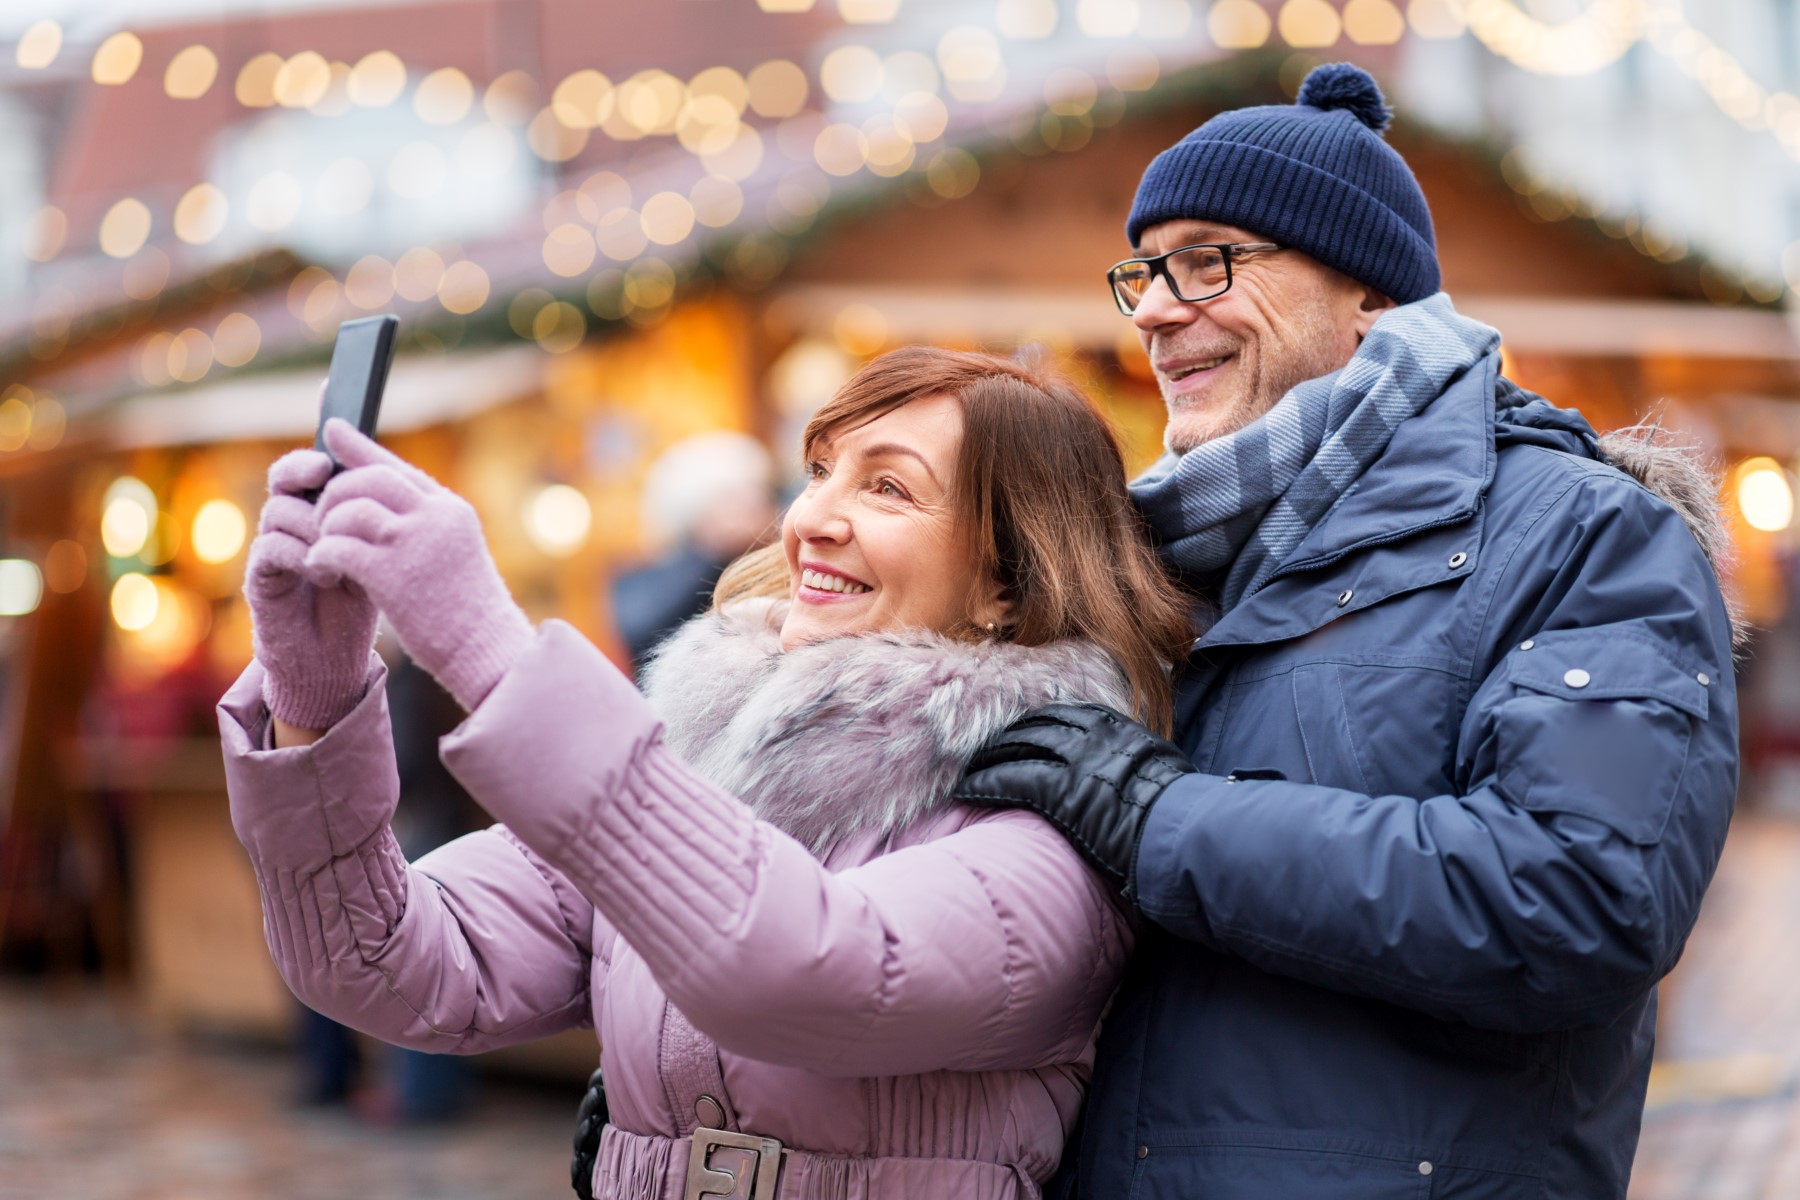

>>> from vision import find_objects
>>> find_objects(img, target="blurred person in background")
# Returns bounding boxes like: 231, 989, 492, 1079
610, 432, 777, 672
955, 63, 1742, 1199
218, 346, 1196, 1198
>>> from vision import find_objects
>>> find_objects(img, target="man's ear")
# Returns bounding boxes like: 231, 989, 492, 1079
1352, 286, 1398, 339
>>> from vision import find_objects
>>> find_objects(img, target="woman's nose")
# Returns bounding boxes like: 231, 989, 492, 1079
789, 485, 852, 543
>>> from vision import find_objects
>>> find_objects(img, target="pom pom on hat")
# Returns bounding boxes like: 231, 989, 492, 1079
1295, 62, 1392, 133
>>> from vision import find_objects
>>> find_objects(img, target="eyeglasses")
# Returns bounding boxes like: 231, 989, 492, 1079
1105, 242, 1283, 315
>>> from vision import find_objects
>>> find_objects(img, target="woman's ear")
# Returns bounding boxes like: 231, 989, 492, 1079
972, 579, 1016, 635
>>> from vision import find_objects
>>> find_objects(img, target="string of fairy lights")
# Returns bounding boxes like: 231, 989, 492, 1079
7, 0, 1800, 392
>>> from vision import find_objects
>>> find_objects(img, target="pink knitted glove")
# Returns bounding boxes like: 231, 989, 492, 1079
304, 419, 534, 713
244, 448, 379, 729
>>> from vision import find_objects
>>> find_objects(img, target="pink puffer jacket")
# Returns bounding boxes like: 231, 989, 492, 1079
221, 602, 1135, 1199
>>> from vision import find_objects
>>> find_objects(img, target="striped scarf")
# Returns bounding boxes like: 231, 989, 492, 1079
1130, 293, 1500, 610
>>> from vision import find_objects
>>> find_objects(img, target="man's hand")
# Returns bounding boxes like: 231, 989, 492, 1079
952, 702, 1195, 895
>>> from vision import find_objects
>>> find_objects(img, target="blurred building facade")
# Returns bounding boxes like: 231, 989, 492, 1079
0, 0, 1795, 1044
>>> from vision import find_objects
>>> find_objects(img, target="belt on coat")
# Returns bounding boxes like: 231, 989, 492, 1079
591, 1123, 1034, 1200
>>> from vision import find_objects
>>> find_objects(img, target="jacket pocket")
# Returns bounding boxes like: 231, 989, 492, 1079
1290, 663, 1375, 793
1128, 1131, 1537, 1200
1494, 628, 1710, 846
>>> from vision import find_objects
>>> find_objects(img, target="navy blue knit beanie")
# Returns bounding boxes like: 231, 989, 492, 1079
1126, 63, 1440, 304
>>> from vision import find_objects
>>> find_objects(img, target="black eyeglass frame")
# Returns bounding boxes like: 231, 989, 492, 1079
1105, 241, 1283, 315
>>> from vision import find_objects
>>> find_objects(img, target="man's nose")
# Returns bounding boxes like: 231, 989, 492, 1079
1131, 273, 1196, 334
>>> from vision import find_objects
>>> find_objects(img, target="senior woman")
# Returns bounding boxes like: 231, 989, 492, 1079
220, 346, 1194, 1199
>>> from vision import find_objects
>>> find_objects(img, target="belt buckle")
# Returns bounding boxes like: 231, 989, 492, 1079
685, 1126, 783, 1200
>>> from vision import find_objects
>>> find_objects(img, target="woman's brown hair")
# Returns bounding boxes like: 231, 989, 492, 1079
715, 345, 1196, 734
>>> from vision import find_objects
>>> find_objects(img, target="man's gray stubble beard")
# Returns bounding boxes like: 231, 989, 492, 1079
1163, 301, 1355, 454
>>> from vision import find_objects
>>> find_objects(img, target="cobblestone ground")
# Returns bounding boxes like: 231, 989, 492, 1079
1631, 809, 1800, 1200
0, 988, 572, 1200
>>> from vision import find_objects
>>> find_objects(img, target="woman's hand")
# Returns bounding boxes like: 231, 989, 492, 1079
304, 419, 533, 713
244, 448, 379, 732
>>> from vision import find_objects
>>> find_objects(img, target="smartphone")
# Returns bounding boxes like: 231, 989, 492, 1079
314, 313, 399, 473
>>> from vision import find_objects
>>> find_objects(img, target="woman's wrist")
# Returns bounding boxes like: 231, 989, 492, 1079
436, 605, 536, 713
259, 657, 372, 735
272, 716, 325, 748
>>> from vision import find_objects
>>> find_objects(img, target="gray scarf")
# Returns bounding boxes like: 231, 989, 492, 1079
638, 598, 1131, 855
1130, 293, 1500, 609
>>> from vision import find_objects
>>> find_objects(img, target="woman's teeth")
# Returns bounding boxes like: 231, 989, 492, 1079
801, 568, 871, 594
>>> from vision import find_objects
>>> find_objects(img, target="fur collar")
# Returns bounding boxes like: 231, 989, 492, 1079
639, 598, 1132, 855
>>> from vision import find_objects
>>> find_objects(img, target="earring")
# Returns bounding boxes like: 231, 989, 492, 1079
985, 622, 996, 633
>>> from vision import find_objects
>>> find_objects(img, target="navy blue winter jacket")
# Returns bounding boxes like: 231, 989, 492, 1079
1074, 355, 1738, 1198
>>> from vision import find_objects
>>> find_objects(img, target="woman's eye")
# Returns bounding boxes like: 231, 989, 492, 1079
877, 479, 906, 498
804, 460, 827, 480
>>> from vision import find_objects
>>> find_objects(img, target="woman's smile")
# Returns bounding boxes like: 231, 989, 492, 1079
798, 563, 873, 600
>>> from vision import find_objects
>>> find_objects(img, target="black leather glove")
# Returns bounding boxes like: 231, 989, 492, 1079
570, 1067, 606, 1200
952, 702, 1195, 896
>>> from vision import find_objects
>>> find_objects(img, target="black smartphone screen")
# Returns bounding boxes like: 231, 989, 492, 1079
315, 314, 399, 465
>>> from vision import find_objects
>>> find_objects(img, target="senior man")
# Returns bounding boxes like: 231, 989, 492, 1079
957, 64, 1738, 1199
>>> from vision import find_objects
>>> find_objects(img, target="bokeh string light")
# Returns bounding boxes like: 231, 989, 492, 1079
23, 0, 1800, 376
1460, 0, 1645, 77
30, 7, 1798, 209
0, 560, 43, 618
15, 20, 62, 69
191, 499, 248, 564
525, 484, 593, 555
36, 15, 1036, 376
91, 32, 143, 85
0, 394, 32, 452
110, 573, 158, 631
32, 41, 882, 286
164, 45, 219, 99
212, 313, 261, 367
1737, 457, 1796, 533
173, 183, 229, 244
0, 388, 45, 440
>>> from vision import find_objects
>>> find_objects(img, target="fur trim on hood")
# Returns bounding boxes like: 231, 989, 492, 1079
639, 598, 1133, 855
1598, 424, 1749, 649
